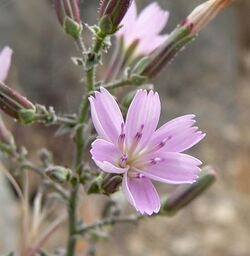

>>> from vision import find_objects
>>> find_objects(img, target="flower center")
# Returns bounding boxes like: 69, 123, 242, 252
127, 170, 146, 179
117, 123, 169, 169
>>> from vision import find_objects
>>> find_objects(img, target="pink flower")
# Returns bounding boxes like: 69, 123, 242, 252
89, 88, 205, 215
116, 2, 169, 56
0, 46, 13, 82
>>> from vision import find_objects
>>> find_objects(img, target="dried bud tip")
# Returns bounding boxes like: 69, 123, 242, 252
185, 0, 235, 34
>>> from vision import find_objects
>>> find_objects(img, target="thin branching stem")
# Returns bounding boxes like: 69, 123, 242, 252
76, 214, 144, 235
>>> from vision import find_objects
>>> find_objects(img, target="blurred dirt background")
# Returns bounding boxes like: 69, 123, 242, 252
0, 0, 250, 255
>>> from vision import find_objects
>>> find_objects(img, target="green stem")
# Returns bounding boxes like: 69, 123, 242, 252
66, 184, 79, 255
66, 30, 108, 256
93, 31, 106, 53
75, 95, 89, 167
66, 96, 89, 256
86, 68, 95, 92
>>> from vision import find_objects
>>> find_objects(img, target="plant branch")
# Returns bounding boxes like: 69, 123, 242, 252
76, 214, 144, 235
103, 78, 134, 90
66, 30, 107, 256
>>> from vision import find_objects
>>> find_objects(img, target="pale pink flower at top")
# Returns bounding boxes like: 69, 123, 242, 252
0, 46, 13, 82
116, 1, 169, 56
89, 88, 205, 215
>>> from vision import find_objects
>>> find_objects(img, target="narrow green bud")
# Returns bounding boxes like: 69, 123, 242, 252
53, 0, 82, 38
64, 16, 83, 39
160, 166, 217, 215
102, 174, 122, 195
0, 82, 35, 121
18, 109, 36, 124
140, 0, 234, 78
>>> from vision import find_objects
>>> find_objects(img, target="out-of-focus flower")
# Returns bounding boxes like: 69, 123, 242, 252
53, 0, 82, 38
99, 0, 133, 34
104, 2, 169, 82
0, 46, 13, 82
116, 2, 169, 56
140, 0, 235, 78
89, 88, 205, 215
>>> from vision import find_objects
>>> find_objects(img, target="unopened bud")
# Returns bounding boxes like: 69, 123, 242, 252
53, 0, 82, 38
45, 165, 72, 183
141, 0, 234, 78
160, 166, 217, 215
102, 174, 122, 195
0, 82, 35, 122
99, 0, 133, 34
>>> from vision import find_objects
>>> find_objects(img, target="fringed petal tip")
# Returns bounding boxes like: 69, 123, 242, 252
136, 204, 160, 215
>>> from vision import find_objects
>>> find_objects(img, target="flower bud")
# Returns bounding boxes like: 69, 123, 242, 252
0, 82, 35, 122
102, 174, 122, 195
160, 166, 217, 215
140, 0, 234, 78
99, 0, 133, 34
185, 0, 234, 35
53, 0, 82, 38
45, 165, 72, 184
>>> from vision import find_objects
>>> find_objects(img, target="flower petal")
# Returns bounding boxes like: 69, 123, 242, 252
139, 152, 201, 184
135, 2, 169, 39
122, 172, 160, 215
90, 139, 127, 174
95, 160, 128, 174
0, 46, 13, 82
125, 90, 161, 151
116, 2, 169, 57
89, 87, 124, 144
147, 115, 205, 153
137, 34, 168, 55
91, 139, 120, 164
116, 1, 137, 45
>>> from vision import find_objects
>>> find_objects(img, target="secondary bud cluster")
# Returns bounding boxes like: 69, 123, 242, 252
99, 0, 133, 34
53, 0, 82, 38
45, 165, 72, 184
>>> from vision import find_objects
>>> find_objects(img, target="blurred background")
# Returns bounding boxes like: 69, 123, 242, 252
0, 0, 250, 255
